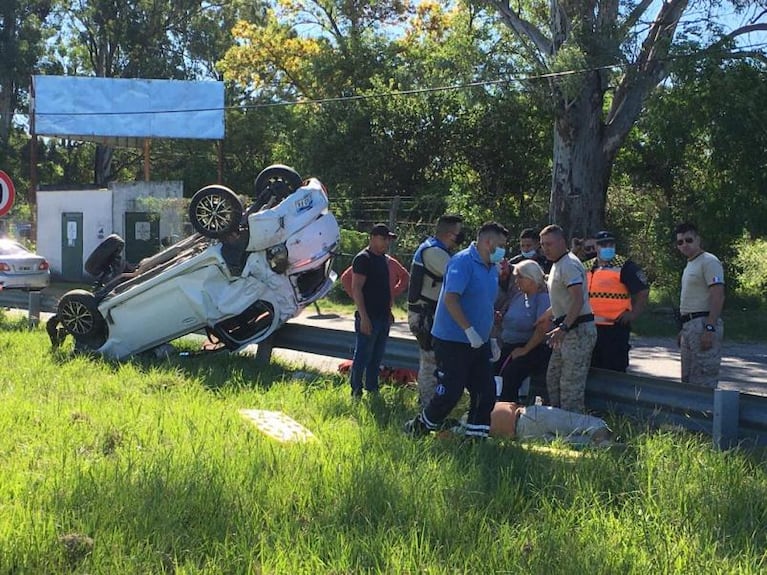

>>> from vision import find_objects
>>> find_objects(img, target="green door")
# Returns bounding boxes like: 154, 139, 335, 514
61, 212, 83, 281
124, 212, 160, 264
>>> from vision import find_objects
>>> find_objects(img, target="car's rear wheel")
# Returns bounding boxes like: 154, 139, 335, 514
189, 185, 243, 238
57, 289, 107, 347
254, 165, 303, 207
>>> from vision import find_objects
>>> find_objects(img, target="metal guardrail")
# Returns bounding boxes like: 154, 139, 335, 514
274, 323, 767, 448
2, 292, 765, 448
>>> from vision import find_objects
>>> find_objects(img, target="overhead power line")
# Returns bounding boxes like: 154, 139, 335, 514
33, 42, 767, 118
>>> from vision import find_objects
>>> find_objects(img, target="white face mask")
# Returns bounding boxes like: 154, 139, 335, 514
521, 249, 537, 259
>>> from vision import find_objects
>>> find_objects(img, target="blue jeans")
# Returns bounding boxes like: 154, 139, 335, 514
350, 314, 391, 394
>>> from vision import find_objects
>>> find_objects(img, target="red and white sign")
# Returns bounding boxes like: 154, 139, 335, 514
0, 171, 15, 216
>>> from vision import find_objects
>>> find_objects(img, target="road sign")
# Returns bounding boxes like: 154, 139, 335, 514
0, 171, 15, 216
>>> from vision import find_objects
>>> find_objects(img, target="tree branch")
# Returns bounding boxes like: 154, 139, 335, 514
603, 0, 689, 157
621, 0, 654, 34
485, 0, 552, 62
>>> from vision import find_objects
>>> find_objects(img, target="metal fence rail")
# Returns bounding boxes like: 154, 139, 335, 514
275, 323, 767, 448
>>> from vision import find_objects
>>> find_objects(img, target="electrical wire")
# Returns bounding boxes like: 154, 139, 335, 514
33, 41, 767, 117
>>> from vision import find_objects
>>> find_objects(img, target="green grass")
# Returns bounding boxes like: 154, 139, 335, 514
2, 313, 767, 574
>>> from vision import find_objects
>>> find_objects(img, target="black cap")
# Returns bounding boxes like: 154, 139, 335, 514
594, 230, 615, 244
371, 223, 397, 238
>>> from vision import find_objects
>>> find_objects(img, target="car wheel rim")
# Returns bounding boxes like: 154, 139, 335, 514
195, 194, 235, 233
61, 301, 95, 335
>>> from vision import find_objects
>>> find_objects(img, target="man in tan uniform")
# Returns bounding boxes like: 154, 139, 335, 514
675, 223, 725, 387
537, 225, 596, 413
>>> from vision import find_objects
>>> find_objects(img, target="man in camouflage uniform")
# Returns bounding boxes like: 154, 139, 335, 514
407, 214, 464, 408
675, 223, 725, 387
538, 225, 597, 413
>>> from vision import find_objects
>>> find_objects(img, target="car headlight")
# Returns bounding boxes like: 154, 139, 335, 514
266, 244, 289, 274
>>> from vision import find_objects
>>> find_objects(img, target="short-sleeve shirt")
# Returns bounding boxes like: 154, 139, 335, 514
680, 251, 725, 314
431, 243, 499, 343
501, 290, 551, 344
352, 248, 391, 319
547, 251, 592, 319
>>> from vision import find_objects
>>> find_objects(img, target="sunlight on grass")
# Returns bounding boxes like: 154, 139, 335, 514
1, 324, 766, 573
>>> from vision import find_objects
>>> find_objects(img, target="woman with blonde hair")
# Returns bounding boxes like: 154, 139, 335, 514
495, 259, 552, 403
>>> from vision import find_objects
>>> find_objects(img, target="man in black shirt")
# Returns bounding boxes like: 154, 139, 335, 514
349, 223, 396, 398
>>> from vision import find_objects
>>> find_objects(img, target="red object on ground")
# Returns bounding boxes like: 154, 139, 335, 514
338, 359, 417, 386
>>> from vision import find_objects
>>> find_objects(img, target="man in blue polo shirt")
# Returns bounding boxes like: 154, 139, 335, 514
405, 222, 508, 439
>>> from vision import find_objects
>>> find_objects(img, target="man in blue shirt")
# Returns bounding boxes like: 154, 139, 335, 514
405, 222, 508, 439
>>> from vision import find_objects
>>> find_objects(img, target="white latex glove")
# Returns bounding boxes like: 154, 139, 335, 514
464, 326, 484, 349
490, 338, 501, 362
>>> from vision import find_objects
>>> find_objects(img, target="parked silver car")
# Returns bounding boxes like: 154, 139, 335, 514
47, 165, 339, 359
0, 239, 51, 290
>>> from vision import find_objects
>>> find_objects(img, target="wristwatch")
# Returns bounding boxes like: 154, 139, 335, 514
704, 323, 716, 332
559, 322, 571, 332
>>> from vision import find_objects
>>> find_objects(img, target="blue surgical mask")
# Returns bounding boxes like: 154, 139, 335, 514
521, 249, 537, 259
598, 247, 615, 261
490, 246, 506, 264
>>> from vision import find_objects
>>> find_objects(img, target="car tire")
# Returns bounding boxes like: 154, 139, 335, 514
85, 234, 125, 277
188, 185, 244, 238
254, 164, 303, 207
57, 289, 107, 347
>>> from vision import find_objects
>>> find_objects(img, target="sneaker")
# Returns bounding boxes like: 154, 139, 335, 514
590, 428, 614, 447
403, 417, 430, 437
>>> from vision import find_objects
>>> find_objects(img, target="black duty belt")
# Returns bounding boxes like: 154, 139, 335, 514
553, 313, 594, 328
680, 311, 709, 324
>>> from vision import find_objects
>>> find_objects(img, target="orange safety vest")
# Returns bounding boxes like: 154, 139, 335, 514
587, 263, 631, 325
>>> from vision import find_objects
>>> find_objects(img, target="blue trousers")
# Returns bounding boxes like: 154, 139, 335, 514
350, 314, 391, 394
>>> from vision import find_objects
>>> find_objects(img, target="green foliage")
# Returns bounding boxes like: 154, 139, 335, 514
731, 237, 767, 305
2, 328, 767, 572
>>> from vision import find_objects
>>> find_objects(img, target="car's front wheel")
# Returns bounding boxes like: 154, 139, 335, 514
188, 185, 244, 238
57, 289, 107, 347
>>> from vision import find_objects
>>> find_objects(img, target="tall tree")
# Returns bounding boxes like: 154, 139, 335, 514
52, 0, 260, 185
0, 0, 54, 151
484, 0, 767, 237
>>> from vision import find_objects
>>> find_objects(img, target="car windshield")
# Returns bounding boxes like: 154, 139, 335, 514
0, 241, 29, 256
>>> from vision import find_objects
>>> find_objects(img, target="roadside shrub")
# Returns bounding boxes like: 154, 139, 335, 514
730, 237, 767, 305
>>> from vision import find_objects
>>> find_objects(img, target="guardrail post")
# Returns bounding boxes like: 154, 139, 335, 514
254, 334, 275, 366
713, 388, 740, 450
28, 290, 41, 328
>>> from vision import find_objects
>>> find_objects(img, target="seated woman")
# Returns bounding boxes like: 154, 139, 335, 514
495, 259, 552, 404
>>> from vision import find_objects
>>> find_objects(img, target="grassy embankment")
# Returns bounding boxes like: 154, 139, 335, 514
1, 312, 766, 574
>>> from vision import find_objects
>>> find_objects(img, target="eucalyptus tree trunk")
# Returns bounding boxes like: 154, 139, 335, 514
549, 77, 613, 238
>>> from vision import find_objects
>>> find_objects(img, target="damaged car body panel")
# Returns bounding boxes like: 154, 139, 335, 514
48, 168, 339, 360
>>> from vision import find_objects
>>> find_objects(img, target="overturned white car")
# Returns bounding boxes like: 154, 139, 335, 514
47, 165, 340, 359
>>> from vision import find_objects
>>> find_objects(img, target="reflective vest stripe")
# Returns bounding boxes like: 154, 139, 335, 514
587, 267, 631, 325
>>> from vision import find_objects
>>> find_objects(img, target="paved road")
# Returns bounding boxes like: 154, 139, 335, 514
3, 289, 764, 396
284, 310, 767, 396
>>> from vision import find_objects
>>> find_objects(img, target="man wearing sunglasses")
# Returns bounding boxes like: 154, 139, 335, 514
675, 222, 725, 387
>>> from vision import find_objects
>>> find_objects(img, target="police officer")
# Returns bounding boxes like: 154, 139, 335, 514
586, 231, 650, 372
407, 214, 464, 408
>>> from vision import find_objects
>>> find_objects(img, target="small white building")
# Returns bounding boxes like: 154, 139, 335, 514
37, 181, 184, 280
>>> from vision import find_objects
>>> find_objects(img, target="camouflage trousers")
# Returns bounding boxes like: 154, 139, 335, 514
680, 317, 724, 387
546, 322, 597, 413
417, 348, 439, 409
